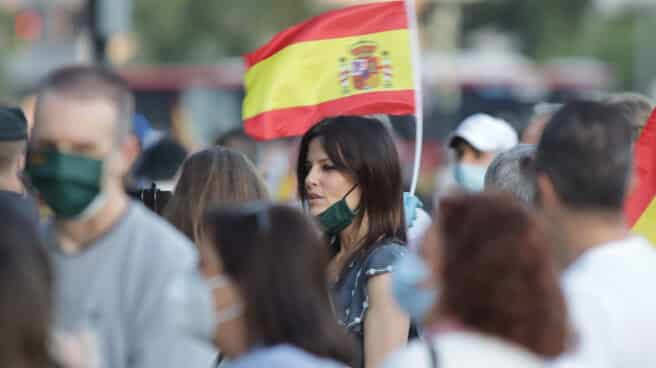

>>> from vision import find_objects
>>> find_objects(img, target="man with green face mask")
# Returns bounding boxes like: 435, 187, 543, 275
27, 66, 216, 368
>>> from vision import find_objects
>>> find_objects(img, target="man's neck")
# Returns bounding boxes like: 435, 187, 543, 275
0, 173, 23, 194
559, 209, 629, 266
55, 191, 129, 254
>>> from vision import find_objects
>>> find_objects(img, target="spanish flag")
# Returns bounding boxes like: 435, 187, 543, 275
625, 108, 656, 244
243, 1, 415, 140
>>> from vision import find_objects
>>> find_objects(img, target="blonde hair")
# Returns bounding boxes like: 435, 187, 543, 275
164, 147, 269, 243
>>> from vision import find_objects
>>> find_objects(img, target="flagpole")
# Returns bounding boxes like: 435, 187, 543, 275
405, 0, 423, 196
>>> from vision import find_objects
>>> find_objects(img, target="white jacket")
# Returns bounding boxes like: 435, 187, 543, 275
384, 331, 544, 368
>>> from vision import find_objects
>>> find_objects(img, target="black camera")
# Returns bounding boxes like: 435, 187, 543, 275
127, 183, 172, 215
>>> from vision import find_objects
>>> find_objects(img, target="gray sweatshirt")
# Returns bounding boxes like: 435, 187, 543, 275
45, 202, 216, 368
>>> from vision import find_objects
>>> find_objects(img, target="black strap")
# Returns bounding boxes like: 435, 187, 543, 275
427, 341, 439, 368
214, 353, 223, 368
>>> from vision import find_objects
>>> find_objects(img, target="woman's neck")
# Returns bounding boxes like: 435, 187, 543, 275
330, 216, 369, 282
424, 315, 468, 338
338, 214, 368, 251
216, 318, 249, 360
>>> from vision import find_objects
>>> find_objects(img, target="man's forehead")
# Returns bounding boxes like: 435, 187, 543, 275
35, 93, 118, 134
38, 91, 117, 115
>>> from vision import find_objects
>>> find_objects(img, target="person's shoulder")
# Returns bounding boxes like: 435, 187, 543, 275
268, 345, 343, 367
127, 201, 190, 242
439, 332, 543, 367
564, 235, 656, 292
123, 201, 197, 266
0, 190, 40, 224
382, 340, 431, 368
232, 345, 344, 368
363, 240, 407, 276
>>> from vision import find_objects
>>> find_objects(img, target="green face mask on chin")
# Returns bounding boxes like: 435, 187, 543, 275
26, 150, 104, 219
316, 185, 359, 237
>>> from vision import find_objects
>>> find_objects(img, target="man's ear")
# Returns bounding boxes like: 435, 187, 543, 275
626, 162, 638, 198
111, 135, 140, 176
536, 173, 560, 210
16, 154, 26, 171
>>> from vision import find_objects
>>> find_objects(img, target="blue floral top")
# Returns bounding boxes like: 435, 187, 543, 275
331, 241, 407, 366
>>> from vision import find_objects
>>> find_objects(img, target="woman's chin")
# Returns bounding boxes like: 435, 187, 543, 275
308, 205, 325, 217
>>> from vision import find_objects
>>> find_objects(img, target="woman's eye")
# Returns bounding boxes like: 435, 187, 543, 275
322, 164, 336, 171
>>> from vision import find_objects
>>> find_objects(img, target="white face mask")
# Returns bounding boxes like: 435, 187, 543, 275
453, 163, 488, 192
207, 275, 244, 327
167, 272, 243, 342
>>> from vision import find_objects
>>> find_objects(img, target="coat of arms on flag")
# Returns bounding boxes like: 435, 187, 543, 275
339, 41, 394, 94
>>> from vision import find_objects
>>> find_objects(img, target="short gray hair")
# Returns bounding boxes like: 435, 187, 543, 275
484, 144, 536, 204
36, 65, 134, 143
604, 92, 654, 140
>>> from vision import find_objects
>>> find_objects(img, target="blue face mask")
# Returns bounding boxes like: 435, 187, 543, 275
392, 252, 438, 322
454, 163, 487, 192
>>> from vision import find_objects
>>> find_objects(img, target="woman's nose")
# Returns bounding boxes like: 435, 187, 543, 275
305, 166, 319, 188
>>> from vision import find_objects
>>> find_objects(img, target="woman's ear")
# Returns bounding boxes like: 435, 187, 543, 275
535, 173, 561, 211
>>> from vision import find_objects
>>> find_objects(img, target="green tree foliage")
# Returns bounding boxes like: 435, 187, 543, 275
461, 0, 653, 88
0, 9, 23, 100
133, 0, 314, 63
462, 0, 592, 57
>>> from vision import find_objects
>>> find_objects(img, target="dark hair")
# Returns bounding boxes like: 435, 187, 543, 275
296, 116, 406, 249
165, 147, 269, 243
0, 200, 53, 367
215, 128, 258, 164
204, 203, 356, 366
534, 100, 633, 211
133, 137, 188, 181
450, 137, 483, 159
436, 193, 568, 357
36, 65, 134, 141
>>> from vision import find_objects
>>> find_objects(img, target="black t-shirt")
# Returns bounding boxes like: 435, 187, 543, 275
0, 190, 40, 225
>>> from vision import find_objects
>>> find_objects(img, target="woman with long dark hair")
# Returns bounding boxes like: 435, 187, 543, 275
296, 116, 410, 368
0, 200, 55, 367
200, 203, 356, 367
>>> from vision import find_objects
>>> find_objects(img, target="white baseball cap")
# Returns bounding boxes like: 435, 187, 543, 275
448, 113, 518, 152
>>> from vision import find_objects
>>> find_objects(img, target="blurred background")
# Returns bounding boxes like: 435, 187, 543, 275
1, 0, 655, 206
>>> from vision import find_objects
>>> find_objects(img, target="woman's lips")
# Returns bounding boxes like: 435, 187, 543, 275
307, 193, 322, 201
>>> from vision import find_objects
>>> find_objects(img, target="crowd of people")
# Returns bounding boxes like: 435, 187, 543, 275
1, 64, 656, 368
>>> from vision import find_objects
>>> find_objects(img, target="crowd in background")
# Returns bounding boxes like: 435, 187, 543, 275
1, 64, 655, 368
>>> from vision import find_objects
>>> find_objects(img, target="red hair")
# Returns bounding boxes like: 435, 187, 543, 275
436, 192, 568, 357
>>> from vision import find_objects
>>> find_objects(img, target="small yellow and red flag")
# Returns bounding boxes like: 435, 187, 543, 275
242, 1, 415, 140
625, 108, 656, 244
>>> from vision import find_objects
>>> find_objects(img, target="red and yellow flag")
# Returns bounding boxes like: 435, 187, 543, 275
625, 108, 656, 244
242, 1, 415, 140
